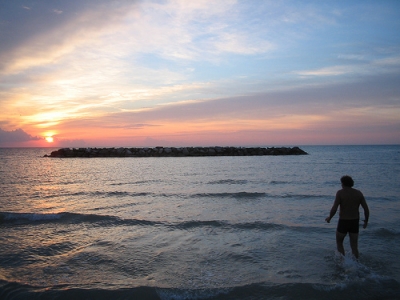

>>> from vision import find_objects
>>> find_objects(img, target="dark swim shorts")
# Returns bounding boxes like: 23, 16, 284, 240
337, 219, 360, 234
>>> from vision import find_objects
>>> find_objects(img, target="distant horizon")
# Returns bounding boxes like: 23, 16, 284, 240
1, 143, 399, 149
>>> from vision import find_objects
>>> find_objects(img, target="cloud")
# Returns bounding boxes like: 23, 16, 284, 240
54, 72, 400, 134
0, 3, 136, 75
295, 55, 400, 78
0, 0, 288, 77
296, 65, 355, 77
0, 128, 41, 144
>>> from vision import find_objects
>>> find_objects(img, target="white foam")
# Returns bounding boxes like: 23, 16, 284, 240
334, 251, 391, 284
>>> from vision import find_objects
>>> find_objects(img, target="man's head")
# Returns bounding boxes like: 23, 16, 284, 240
341, 175, 354, 187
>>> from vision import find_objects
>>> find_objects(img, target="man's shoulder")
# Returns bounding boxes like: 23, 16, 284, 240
351, 187, 363, 195
345, 187, 365, 199
338, 187, 363, 195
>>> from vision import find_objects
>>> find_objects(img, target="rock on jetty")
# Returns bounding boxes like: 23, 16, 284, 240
45, 146, 307, 158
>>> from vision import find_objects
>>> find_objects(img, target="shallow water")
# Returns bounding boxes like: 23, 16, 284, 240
0, 145, 399, 299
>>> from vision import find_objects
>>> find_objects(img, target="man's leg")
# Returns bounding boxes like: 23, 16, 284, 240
336, 231, 346, 256
349, 232, 359, 259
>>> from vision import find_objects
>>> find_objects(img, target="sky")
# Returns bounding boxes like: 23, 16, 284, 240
0, 0, 399, 147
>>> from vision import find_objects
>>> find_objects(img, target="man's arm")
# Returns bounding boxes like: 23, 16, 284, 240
325, 193, 340, 223
361, 196, 369, 229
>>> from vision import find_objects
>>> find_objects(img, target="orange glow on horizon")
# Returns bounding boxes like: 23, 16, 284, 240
45, 136, 54, 143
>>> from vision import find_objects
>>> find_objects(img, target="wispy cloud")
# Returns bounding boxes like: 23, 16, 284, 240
295, 55, 400, 77
0, 11, 128, 75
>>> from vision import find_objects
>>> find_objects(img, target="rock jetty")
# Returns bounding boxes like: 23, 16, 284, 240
45, 146, 307, 158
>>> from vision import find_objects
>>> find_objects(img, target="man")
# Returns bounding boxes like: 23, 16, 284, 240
325, 175, 369, 259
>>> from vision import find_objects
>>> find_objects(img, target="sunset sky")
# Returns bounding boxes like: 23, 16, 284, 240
1, 0, 399, 147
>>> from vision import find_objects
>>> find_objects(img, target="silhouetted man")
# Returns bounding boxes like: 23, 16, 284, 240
325, 175, 369, 259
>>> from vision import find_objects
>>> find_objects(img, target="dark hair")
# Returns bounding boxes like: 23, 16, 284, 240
341, 175, 354, 187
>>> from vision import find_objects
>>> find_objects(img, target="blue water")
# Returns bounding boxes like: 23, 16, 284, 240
0, 145, 399, 300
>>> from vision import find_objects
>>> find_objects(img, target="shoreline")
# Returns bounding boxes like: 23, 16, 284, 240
45, 146, 308, 158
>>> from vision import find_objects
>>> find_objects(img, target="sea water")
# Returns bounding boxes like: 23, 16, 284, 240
0, 145, 399, 300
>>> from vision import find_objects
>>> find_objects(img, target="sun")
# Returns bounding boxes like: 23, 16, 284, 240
45, 136, 54, 143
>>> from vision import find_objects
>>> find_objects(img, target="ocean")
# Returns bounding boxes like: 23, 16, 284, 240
0, 145, 399, 300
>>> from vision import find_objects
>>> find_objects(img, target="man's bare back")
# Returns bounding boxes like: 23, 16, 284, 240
333, 187, 368, 220
325, 175, 369, 258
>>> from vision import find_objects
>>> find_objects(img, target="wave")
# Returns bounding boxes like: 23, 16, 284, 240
0, 212, 161, 227
8, 189, 327, 202
72, 190, 267, 199
109, 179, 163, 186
207, 179, 248, 185
280, 193, 328, 199
206, 179, 311, 186
367, 196, 399, 202
269, 180, 289, 185
176, 220, 285, 231
1, 278, 399, 300
187, 191, 328, 200
370, 227, 400, 238
89, 191, 153, 198
32, 190, 269, 199
0, 211, 286, 232
189, 192, 267, 199
0, 212, 62, 223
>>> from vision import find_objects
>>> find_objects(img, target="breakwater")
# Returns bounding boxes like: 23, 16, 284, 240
45, 146, 307, 158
